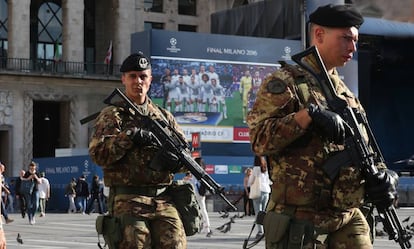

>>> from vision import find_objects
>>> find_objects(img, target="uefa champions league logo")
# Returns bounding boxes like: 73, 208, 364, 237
281, 46, 292, 60
167, 37, 181, 53
170, 38, 177, 46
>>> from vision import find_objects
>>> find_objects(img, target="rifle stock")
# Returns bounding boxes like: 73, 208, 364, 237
292, 46, 412, 249
103, 88, 237, 211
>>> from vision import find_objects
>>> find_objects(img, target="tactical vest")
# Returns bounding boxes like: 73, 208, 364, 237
269, 62, 365, 211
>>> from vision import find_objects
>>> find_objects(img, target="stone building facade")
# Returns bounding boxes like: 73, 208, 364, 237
0, 0, 238, 175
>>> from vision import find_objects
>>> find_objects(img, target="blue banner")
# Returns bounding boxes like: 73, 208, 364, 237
35, 156, 103, 211
132, 30, 302, 64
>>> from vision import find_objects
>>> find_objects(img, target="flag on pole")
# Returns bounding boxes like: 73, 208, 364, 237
104, 40, 112, 64
53, 41, 61, 62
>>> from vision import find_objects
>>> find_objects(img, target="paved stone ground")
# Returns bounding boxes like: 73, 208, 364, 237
2, 208, 412, 248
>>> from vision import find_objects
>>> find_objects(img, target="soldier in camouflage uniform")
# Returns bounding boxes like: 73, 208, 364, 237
89, 52, 187, 248
247, 4, 397, 249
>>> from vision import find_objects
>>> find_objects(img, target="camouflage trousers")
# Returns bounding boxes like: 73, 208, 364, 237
329, 208, 373, 249
267, 203, 372, 249
112, 194, 187, 249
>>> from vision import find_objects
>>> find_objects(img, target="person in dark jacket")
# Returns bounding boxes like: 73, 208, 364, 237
21, 161, 41, 225
75, 175, 89, 214
64, 177, 77, 213
15, 170, 27, 218
85, 175, 104, 214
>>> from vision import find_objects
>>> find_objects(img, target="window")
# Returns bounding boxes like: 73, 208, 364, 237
38, 2, 62, 43
0, 0, 7, 39
34, 1, 62, 60
0, 0, 7, 60
178, 24, 197, 32
178, 0, 196, 16
37, 43, 56, 61
144, 0, 163, 13
144, 22, 164, 30
84, 0, 95, 63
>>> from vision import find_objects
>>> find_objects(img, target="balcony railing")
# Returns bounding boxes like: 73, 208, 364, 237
0, 57, 122, 78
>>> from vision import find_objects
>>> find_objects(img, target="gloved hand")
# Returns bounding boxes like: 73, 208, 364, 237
365, 170, 398, 209
127, 127, 161, 147
149, 149, 181, 172
307, 104, 346, 144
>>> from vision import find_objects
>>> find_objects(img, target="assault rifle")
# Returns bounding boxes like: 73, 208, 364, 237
292, 46, 412, 249
103, 88, 237, 211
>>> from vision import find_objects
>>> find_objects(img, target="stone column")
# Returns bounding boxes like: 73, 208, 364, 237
197, 1, 212, 33
164, 0, 178, 31
112, 0, 135, 65
62, 0, 84, 64
7, 0, 30, 69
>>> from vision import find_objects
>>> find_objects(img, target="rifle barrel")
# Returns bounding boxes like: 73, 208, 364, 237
105, 88, 237, 212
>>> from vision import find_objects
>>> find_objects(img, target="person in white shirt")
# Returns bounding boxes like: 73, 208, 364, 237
248, 156, 272, 238
211, 78, 227, 119
177, 76, 190, 112
167, 69, 181, 112
188, 75, 201, 112
206, 65, 220, 86
197, 65, 206, 82
243, 168, 254, 216
193, 157, 212, 237
0, 174, 6, 248
200, 74, 213, 112
0, 163, 13, 224
37, 172, 50, 217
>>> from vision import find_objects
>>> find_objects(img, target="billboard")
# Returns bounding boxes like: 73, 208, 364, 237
131, 30, 302, 144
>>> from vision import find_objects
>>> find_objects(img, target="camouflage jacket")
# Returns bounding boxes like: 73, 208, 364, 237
247, 63, 383, 210
89, 97, 186, 187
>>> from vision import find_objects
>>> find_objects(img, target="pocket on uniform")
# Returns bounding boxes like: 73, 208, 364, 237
263, 211, 291, 243
95, 215, 105, 235
104, 216, 122, 244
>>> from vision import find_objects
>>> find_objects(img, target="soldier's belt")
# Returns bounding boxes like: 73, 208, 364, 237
113, 186, 167, 197
274, 204, 316, 219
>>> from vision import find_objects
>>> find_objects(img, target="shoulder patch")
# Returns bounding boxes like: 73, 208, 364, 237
267, 78, 287, 94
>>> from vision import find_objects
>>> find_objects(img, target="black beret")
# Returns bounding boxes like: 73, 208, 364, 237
120, 52, 151, 72
309, 4, 364, 28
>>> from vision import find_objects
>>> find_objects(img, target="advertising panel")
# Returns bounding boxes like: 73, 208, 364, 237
131, 30, 302, 143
